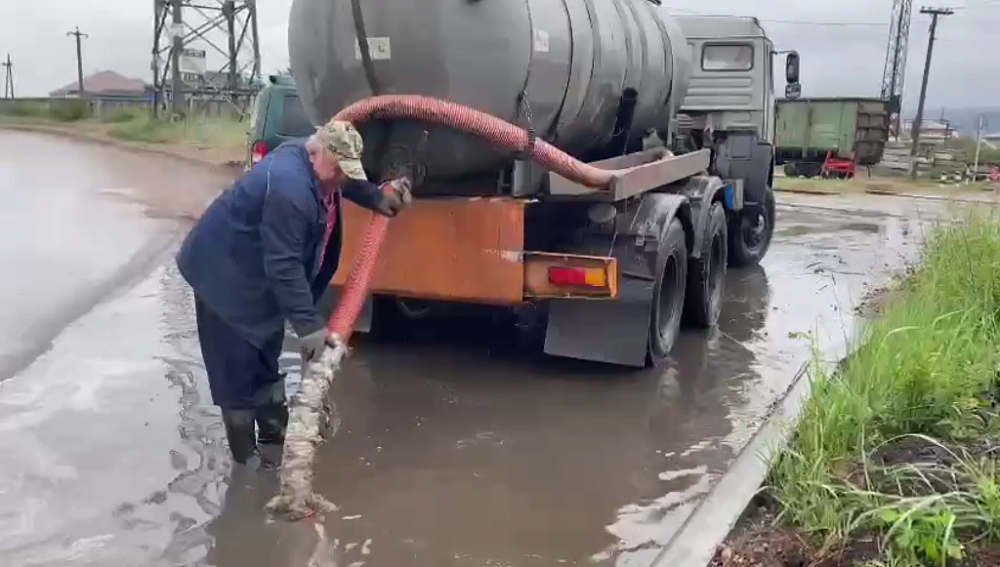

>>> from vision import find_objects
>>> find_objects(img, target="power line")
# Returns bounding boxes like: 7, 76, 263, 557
663, 8, 886, 27
759, 18, 885, 27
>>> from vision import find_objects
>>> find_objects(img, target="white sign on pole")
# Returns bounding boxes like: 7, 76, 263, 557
179, 48, 207, 76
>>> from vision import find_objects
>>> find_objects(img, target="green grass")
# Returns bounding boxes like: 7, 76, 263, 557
106, 113, 247, 151
0, 99, 92, 122
0, 100, 247, 154
768, 213, 1000, 565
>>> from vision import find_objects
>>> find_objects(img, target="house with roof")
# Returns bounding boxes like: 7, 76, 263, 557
49, 70, 150, 102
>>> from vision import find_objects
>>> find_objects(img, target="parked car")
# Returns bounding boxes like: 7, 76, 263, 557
246, 74, 315, 169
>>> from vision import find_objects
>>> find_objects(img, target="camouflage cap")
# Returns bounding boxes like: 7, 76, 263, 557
315, 119, 367, 181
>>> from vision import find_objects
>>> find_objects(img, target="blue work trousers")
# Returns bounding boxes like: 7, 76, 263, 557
194, 296, 285, 410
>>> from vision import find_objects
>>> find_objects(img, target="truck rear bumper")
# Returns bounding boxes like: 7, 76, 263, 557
331, 197, 617, 303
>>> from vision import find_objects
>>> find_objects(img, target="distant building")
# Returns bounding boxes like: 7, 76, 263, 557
49, 70, 150, 102
901, 118, 959, 139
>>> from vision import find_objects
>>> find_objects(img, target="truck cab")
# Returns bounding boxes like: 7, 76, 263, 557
672, 15, 799, 267
675, 15, 797, 145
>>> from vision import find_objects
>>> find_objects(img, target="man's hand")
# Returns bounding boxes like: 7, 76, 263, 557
375, 177, 413, 217
300, 328, 335, 364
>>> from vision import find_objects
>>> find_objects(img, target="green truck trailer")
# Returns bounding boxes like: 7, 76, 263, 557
775, 97, 890, 178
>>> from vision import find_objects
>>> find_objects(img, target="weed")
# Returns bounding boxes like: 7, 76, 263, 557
767, 212, 1000, 565
106, 114, 247, 151
100, 107, 144, 124
47, 100, 92, 122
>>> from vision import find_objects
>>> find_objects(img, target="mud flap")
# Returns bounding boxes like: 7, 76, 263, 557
544, 275, 656, 368
542, 192, 691, 368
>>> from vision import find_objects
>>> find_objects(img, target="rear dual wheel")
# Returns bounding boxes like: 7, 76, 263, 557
684, 202, 728, 328
646, 218, 688, 366
646, 204, 731, 367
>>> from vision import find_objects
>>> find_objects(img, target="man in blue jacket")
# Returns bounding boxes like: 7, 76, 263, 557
176, 120, 410, 468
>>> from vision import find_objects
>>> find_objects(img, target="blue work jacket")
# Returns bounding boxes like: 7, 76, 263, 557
176, 139, 384, 347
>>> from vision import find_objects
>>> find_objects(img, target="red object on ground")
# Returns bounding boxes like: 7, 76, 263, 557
323, 94, 622, 343
820, 150, 856, 179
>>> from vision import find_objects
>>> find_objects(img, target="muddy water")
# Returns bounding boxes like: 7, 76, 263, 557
0, 131, 231, 383
0, 133, 936, 566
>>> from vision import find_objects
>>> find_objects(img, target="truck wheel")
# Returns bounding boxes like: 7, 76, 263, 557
684, 202, 728, 328
370, 295, 410, 341
646, 218, 688, 366
728, 188, 776, 267
783, 162, 798, 178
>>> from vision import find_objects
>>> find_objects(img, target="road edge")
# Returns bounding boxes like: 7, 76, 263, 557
0, 122, 244, 175
649, 355, 837, 567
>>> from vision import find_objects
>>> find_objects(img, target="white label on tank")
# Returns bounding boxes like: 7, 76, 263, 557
533, 29, 550, 53
354, 37, 391, 61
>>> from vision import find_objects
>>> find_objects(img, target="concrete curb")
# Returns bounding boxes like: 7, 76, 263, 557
649, 359, 818, 567
0, 122, 244, 175
864, 188, 1000, 205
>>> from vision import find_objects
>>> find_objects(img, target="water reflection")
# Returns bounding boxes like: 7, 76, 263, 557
199, 265, 774, 567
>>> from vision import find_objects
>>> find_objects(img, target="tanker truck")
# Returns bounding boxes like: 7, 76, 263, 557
287, 1, 799, 368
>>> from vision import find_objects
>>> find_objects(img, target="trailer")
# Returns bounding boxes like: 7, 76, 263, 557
287, 1, 799, 368
775, 97, 890, 178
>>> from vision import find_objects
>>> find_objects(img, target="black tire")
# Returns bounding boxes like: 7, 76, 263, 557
684, 202, 728, 328
728, 188, 776, 268
369, 295, 410, 342
783, 162, 798, 178
646, 218, 688, 367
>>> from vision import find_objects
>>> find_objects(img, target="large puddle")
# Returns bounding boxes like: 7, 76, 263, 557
0, 199, 933, 566
0, 130, 947, 567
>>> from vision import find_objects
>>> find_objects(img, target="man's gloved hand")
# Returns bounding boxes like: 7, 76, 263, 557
300, 328, 335, 364
375, 177, 413, 217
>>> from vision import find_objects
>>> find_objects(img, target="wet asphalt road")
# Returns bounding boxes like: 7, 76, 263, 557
0, 131, 937, 566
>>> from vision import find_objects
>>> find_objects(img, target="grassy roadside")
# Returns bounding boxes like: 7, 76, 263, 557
717, 215, 1000, 566
0, 101, 247, 166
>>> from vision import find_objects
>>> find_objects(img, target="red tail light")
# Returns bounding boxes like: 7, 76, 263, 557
251, 140, 269, 165
548, 267, 607, 288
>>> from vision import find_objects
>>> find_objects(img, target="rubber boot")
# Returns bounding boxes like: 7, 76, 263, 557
254, 380, 289, 470
221, 409, 259, 466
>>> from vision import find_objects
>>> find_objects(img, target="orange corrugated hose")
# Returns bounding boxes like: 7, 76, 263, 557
325, 94, 620, 341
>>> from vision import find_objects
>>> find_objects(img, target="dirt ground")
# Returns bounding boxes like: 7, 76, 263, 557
774, 168, 999, 200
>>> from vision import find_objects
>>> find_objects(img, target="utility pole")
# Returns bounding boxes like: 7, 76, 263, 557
171, 0, 185, 118
971, 114, 986, 184
66, 27, 89, 96
908, 7, 953, 179
2, 55, 14, 99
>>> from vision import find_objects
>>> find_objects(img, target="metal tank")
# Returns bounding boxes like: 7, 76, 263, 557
288, 0, 692, 185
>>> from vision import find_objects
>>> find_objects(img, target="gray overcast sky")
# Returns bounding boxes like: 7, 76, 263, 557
0, 0, 996, 109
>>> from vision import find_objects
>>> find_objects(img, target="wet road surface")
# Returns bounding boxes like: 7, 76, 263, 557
0, 132, 940, 566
